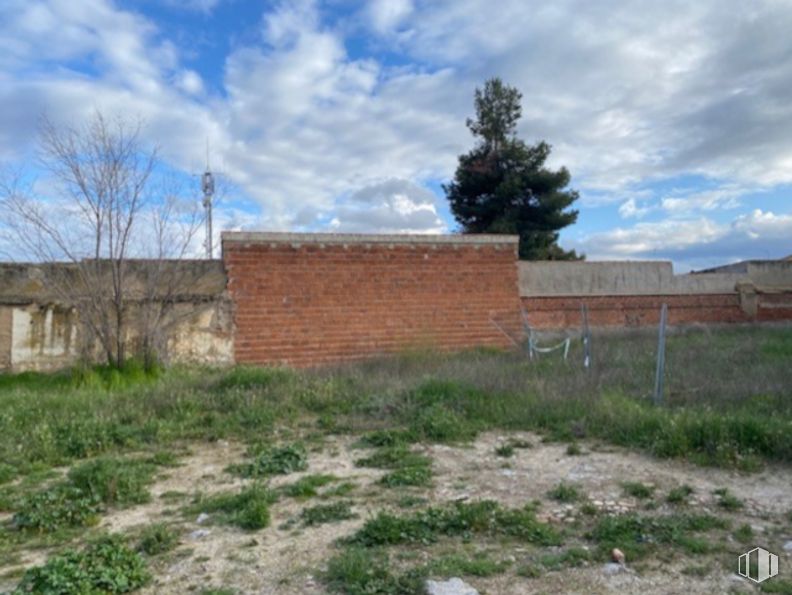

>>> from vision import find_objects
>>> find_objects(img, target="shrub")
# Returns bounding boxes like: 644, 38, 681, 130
13, 535, 149, 594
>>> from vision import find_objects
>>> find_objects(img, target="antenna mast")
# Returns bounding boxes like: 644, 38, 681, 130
201, 141, 215, 259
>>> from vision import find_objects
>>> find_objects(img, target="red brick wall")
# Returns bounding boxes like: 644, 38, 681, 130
224, 235, 521, 367
521, 294, 753, 329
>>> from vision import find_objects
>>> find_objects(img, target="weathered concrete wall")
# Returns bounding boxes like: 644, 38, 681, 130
10, 304, 79, 371
0, 260, 232, 372
0, 306, 11, 370
224, 232, 522, 367
519, 260, 792, 329
518, 261, 744, 296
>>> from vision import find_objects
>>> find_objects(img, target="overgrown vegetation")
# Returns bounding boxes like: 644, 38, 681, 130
188, 485, 277, 530
301, 502, 357, 526
12, 535, 149, 594
230, 443, 308, 478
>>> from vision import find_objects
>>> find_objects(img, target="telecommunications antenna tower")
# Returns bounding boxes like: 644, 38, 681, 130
201, 141, 215, 259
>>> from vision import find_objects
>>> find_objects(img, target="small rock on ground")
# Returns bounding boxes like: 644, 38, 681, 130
425, 577, 479, 595
603, 562, 629, 576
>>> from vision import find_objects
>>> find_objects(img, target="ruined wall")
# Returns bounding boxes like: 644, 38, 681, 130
0, 261, 233, 372
519, 260, 792, 329
223, 232, 522, 367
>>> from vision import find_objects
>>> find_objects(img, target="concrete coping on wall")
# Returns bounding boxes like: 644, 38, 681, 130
221, 231, 519, 246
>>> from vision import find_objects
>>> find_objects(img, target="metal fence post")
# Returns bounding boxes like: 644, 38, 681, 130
653, 303, 668, 405
581, 302, 591, 370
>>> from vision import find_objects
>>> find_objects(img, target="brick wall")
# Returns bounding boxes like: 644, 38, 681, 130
223, 233, 521, 367
522, 294, 752, 329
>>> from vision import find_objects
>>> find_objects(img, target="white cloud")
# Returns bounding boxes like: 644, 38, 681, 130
574, 209, 792, 269
2, 0, 792, 253
367, 0, 414, 34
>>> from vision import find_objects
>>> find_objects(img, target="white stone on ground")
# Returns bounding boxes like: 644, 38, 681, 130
425, 577, 479, 595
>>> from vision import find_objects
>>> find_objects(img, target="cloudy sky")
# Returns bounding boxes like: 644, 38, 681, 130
1, 0, 791, 270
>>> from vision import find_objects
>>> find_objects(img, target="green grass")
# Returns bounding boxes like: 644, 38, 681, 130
324, 547, 422, 595
12, 535, 150, 594
282, 474, 338, 499
188, 485, 277, 530
589, 513, 729, 560
713, 488, 744, 511
67, 457, 157, 506
379, 465, 433, 488
667, 484, 695, 504
538, 546, 592, 570
347, 500, 561, 547
355, 446, 432, 470
137, 523, 180, 555
495, 444, 515, 458
300, 501, 357, 526
622, 481, 655, 500
547, 482, 582, 503
229, 443, 308, 478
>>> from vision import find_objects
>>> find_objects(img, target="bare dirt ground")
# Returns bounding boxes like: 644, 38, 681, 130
3, 432, 791, 594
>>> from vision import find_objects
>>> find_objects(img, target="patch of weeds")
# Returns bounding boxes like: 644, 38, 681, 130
681, 564, 710, 577
590, 513, 729, 560
713, 488, 743, 511
666, 485, 694, 504
354, 446, 431, 470
516, 564, 542, 578
580, 501, 599, 516
190, 484, 277, 531
282, 474, 338, 499
379, 466, 432, 488
507, 438, 533, 449
539, 547, 591, 570
347, 500, 560, 547
428, 553, 510, 577
146, 451, 180, 467
201, 589, 238, 595
547, 482, 581, 503
324, 547, 423, 595
728, 525, 755, 547
761, 579, 792, 593
216, 366, 293, 390
323, 481, 357, 498
0, 463, 16, 484
355, 429, 415, 448
231, 443, 308, 478
495, 444, 515, 458
301, 501, 356, 526
566, 443, 582, 456
409, 404, 477, 443
622, 481, 655, 500
13, 484, 101, 532
138, 523, 180, 555
68, 456, 156, 506
397, 495, 428, 509
13, 535, 150, 594
160, 490, 189, 501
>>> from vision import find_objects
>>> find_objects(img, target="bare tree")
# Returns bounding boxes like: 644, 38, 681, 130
0, 112, 204, 369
